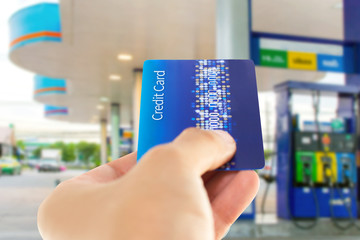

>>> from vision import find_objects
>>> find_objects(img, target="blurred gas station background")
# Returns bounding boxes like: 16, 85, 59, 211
0, 0, 360, 239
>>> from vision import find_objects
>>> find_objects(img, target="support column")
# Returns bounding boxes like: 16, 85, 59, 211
344, 0, 360, 200
216, 0, 250, 59
216, 0, 254, 221
100, 118, 107, 165
133, 68, 143, 151
110, 103, 120, 160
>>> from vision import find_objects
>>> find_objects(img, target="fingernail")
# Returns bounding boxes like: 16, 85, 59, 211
213, 130, 235, 145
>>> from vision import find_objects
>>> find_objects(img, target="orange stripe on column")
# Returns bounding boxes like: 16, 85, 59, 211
10, 31, 62, 47
35, 87, 66, 94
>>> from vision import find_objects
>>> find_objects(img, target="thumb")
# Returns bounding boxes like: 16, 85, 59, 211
137, 128, 236, 176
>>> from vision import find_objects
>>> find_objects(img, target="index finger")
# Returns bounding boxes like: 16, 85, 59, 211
75, 152, 137, 183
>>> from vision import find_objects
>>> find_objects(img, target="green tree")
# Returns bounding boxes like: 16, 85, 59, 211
32, 142, 76, 162
32, 147, 43, 158
76, 142, 100, 166
65, 143, 76, 162
31, 141, 100, 165
16, 140, 25, 151
50, 142, 76, 162
16, 140, 26, 159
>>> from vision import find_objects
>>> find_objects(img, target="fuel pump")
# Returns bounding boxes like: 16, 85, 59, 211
335, 153, 359, 230
323, 156, 334, 184
315, 152, 337, 185
286, 91, 322, 229
295, 152, 316, 186
288, 152, 319, 229
337, 154, 356, 187
319, 134, 355, 230
275, 81, 359, 230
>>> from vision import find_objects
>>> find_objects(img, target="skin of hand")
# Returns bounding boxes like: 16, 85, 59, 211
38, 128, 259, 240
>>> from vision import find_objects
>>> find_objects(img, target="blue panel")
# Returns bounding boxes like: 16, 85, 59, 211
343, 45, 355, 73
345, 73, 360, 87
293, 188, 357, 218
275, 89, 292, 219
344, 0, 360, 42
36, 91, 65, 96
45, 105, 67, 111
250, 35, 260, 65
45, 105, 68, 116
9, 3, 61, 41
34, 75, 66, 90
293, 188, 317, 218
317, 54, 344, 72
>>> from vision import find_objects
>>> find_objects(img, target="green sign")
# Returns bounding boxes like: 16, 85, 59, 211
331, 119, 345, 133
260, 49, 287, 68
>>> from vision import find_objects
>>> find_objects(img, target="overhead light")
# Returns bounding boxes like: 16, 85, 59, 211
100, 97, 109, 102
117, 54, 133, 61
109, 74, 121, 81
97, 105, 104, 110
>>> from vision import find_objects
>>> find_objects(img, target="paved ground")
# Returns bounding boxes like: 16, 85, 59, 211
0, 170, 359, 240
225, 180, 360, 239
0, 169, 85, 240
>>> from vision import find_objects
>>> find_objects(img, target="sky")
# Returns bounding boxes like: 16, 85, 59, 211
0, 1, 99, 143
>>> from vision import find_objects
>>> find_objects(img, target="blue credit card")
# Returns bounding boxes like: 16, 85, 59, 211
137, 59, 264, 170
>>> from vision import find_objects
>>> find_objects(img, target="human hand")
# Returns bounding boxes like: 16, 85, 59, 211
38, 128, 259, 240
